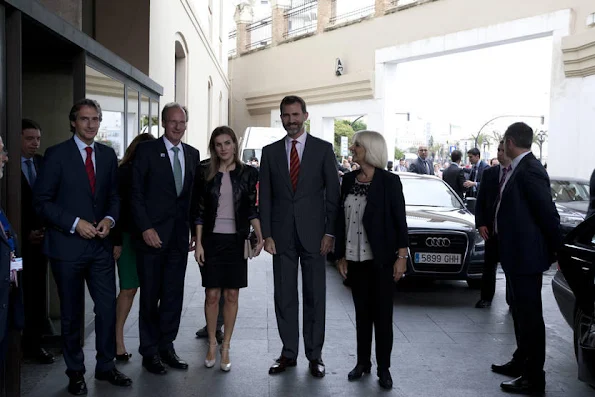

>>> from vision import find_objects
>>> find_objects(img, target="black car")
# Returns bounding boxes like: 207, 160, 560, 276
397, 173, 484, 288
552, 213, 595, 386
550, 176, 590, 236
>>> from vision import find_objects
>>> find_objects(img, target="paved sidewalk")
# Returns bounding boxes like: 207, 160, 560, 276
22, 253, 593, 396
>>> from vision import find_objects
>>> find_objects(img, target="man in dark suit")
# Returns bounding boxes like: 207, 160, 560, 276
491, 122, 561, 394
131, 103, 200, 375
474, 140, 510, 309
0, 136, 25, 396
260, 95, 340, 378
34, 99, 131, 395
408, 146, 434, 175
20, 119, 55, 364
442, 150, 466, 199
464, 148, 489, 198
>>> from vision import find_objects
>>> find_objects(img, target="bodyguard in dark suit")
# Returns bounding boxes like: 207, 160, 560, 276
131, 103, 200, 375
442, 150, 466, 199
408, 146, 434, 175
491, 122, 561, 394
34, 99, 131, 395
260, 96, 340, 378
474, 141, 511, 308
20, 119, 55, 364
464, 148, 489, 197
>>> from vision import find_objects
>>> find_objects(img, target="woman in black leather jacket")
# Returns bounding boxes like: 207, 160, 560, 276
192, 126, 263, 372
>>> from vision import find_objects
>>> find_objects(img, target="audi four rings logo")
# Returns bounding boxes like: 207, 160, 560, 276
425, 237, 451, 248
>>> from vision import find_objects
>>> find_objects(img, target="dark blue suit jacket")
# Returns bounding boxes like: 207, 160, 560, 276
0, 212, 24, 360
496, 153, 561, 275
474, 165, 500, 232
34, 137, 120, 261
131, 138, 200, 252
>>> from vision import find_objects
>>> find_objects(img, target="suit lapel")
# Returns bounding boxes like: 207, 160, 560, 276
181, 143, 194, 194
69, 138, 94, 199
274, 139, 293, 194
158, 138, 177, 192
296, 135, 313, 193
93, 143, 105, 198
502, 153, 531, 198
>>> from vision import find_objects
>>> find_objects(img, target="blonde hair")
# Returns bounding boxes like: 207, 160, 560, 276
352, 130, 388, 169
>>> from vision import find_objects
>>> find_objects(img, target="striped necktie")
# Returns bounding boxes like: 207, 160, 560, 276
289, 140, 300, 192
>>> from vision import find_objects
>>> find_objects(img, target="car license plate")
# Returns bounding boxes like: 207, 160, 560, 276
414, 252, 461, 265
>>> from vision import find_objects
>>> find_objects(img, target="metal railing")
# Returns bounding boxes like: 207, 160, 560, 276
246, 17, 272, 51
284, 0, 318, 39
330, 0, 375, 25
228, 30, 237, 56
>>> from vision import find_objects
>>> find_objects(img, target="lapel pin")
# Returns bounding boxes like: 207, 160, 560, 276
160, 153, 166, 158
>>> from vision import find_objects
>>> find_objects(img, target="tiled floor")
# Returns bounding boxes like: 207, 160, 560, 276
22, 253, 594, 396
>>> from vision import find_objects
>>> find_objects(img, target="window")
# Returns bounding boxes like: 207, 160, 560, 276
175, 38, 188, 106
85, 66, 125, 158
207, 78, 213, 139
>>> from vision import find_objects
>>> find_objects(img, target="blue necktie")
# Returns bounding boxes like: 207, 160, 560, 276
25, 159, 36, 187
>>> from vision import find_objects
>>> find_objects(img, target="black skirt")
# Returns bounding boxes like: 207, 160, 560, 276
200, 233, 248, 289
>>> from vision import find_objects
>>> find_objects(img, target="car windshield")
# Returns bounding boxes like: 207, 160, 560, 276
401, 177, 464, 209
551, 180, 590, 202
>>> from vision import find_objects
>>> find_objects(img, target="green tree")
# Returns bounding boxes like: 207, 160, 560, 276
334, 119, 355, 159
394, 147, 405, 161
351, 119, 367, 132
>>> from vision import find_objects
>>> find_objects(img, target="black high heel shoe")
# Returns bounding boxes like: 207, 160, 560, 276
115, 352, 132, 361
348, 363, 371, 381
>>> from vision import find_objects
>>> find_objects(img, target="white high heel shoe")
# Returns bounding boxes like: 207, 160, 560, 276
204, 343, 217, 368
220, 343, 231, 372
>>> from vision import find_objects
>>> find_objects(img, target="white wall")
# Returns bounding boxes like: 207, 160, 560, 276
149, 0, 232, 155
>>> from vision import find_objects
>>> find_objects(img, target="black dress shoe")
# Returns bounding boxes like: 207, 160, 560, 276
160, 349, 189, 370
115, 352, 132, 361
309, 358, 325, 378
491, 360, 523, 377
95, 368, 133, 387
378, 368, 393, 390
195, 327, 224, 344
67, 373, 87, 396
269, 356, 297, 375
500, 375, 545, 394
475, 299, 492, 308
142, 355, 167, 375
348, 363, 371, 381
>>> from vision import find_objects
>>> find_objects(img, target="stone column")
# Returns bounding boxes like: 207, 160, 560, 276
271, 0, 291, 45
234, 2, 253, 54
317, 0, 334, 33
375, 0, 391, 17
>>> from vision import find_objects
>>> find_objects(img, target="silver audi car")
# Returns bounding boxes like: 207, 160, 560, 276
397, 173, 485, 288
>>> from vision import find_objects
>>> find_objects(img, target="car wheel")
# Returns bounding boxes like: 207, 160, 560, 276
466, 279, 481, 289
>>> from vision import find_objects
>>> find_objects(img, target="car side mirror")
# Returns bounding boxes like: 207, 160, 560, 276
465, 197, 477, 214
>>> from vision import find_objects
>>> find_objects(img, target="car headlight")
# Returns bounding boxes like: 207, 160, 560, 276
560, 215, 584, 228
474, 231, 485, 246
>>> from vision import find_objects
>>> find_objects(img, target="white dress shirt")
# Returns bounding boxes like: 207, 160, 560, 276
70, 135, 114, 233
163, 135, 185, 181
285, 132, 307, 171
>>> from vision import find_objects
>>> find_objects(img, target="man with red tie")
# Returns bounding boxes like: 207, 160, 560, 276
34, 99, 131, 395
259, 96, 340, 378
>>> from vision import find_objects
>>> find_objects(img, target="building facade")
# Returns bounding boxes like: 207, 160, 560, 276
228, 0, 595, 179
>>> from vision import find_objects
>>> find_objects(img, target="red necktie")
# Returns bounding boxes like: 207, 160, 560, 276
289, 140, 300, 192
85, 147, 96, 194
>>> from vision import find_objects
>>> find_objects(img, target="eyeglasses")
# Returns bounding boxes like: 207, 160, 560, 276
166, 120, 187, 128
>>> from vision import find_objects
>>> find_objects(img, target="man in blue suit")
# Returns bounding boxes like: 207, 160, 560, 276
464, 148, 489, 198
34, 99, 131, 395
491, 122, 561, 394
0, 136, 25, 397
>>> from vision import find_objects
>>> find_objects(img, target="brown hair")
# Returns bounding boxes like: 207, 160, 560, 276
69, 98, 102, 133
120, 133, 156, 166
207, 126, 242, 181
